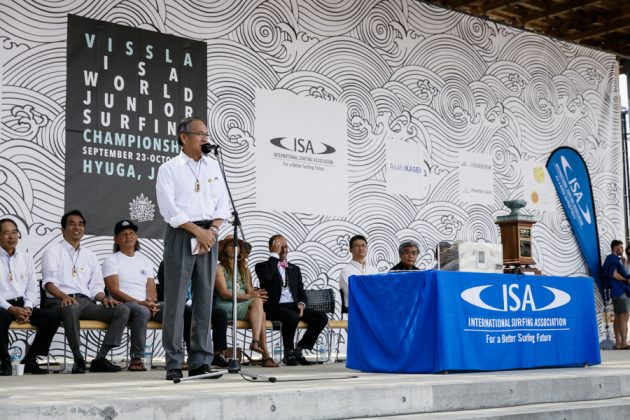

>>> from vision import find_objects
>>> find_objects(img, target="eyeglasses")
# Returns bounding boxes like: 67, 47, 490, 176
184, 131, 210, 138
351, 244, 368, 248
0, 229, 20, 238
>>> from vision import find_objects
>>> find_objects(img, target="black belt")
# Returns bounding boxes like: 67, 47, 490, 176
7, 297, 24, 307
66, 293, 90, 299
192, 220, 212, 229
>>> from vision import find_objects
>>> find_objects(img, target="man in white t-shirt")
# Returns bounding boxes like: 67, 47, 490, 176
103, 220, 159, 371
338, 235, 378, 311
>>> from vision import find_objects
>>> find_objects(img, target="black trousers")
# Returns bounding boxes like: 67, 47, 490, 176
265, 303, 328, 351
0, 301, 61, 361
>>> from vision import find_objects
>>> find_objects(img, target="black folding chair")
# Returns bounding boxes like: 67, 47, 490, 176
303, 289, 335, 362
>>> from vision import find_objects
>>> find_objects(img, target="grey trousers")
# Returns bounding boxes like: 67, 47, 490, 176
46, 296, 130, 359
162, 225, 217, 370
126, 302, 152, 359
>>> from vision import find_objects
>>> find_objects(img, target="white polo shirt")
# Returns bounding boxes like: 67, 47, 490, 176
0, 248, 38, 309
338, 260, 378, 299
41, 240, 104, 299
155, 151, 231, 227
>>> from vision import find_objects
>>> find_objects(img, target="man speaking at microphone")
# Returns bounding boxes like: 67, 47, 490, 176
156, 116, 230, 381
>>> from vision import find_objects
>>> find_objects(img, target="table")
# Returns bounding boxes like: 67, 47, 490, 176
346, 270, 600, 373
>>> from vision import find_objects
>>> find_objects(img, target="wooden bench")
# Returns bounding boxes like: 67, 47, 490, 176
234, 320, 347, 329
9, 322, 38, 330
232, 319, 348, 362
9, 320, 164, 330
9, 320, 164, 368
9, 318, 348, 364
9, 318, 349, 337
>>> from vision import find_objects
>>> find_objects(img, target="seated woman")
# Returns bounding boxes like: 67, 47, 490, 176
214, 236, 278, 367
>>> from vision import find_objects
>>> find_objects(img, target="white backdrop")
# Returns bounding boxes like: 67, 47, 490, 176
0, 0, 622, 359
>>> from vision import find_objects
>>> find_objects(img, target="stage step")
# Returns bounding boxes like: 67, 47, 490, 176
371, 396, 630, 419
4, 353, 630, 419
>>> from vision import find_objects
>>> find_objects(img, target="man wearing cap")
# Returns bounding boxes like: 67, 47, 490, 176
103, 220, 159, 371
156, 116, 230, 381
0, 218, 61, 375
42, 209, 130, 374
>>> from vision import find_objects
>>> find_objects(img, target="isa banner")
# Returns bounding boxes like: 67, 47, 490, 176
255, 89, 348, 216
65, 15, 207, 239
347, 271, 600, 373
441, 271, 600, 371
546, 147, 601, 290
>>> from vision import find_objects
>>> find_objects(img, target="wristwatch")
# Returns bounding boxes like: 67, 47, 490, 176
209, 225, 220, 235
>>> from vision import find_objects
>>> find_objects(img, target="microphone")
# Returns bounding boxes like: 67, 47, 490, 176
201, 143, 219, 155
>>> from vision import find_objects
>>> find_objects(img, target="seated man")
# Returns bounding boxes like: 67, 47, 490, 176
390, 241, 420, 271
103, 220, 160, 371
255, 234, 328, 366
0, 218, 61, 375
338, 235, 377, 309
42, 210, 130, 374
602, 239, 630, 349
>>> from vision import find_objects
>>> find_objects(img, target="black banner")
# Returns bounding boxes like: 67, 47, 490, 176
65, 14, 207, 239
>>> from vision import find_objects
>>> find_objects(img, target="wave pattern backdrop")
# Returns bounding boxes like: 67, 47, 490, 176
0, 0, 621, 360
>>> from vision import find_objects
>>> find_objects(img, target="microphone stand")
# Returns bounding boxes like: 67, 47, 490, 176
175, 142, 275, 383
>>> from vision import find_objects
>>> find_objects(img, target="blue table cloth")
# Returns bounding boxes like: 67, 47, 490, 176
346, 270, 600, 373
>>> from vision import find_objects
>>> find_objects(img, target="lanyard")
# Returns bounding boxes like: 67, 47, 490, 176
186, 160, 202, 192
4, 255, 13, 281
65, 247, 81, 277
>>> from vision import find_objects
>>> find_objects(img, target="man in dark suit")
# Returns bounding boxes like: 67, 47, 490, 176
255, 234, 327, 366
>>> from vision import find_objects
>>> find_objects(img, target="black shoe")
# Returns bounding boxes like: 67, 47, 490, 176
72, 358, 86, 374
0, 358, 12, 376
188, 364, 222, 379
89, 358, 121, 372
23, 358, 49, 374
294, 351, 314, 366
211, 354, 229, 368
166, 368, 183, 381
282, 355, 299, 366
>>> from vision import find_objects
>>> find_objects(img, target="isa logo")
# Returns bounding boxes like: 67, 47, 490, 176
559, 155, 592, 224
461, 283, 571, 312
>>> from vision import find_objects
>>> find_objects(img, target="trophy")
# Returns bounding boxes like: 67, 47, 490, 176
495, 200, 541, 275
